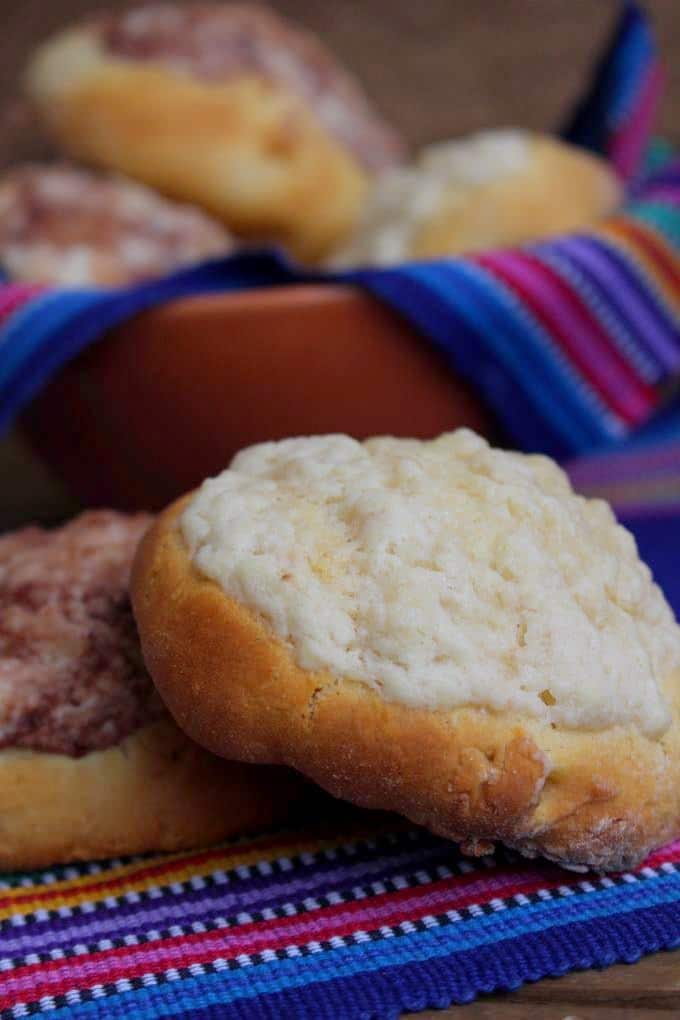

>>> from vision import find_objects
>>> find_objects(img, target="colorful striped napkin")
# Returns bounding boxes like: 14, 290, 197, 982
0, 819, 678, 1020
1, 3, 679, 1017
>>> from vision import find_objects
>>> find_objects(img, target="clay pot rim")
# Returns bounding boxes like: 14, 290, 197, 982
141, 282, 369, 321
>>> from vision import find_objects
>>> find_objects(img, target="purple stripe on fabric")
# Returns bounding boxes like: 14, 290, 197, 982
537, 245, 659, 383
563, 236, 680, 371
638, 165, 680, 191
637, 187, 680, 205
566, 234, 680, 371
567, 441, 680, 486
0, 844, 461, 957
444, 259, 612, 443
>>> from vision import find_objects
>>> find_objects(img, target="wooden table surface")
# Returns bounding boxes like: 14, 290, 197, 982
2, 0, 680, 1014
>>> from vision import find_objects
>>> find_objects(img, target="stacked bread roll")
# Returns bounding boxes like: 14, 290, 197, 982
25, 2, 403, 262
331, 130, 622, 266
0, 511, 307, 868
130, 430, 680, 873
6, 430, 679, 871
0, 2, 621, 283
3, 8, 656, 873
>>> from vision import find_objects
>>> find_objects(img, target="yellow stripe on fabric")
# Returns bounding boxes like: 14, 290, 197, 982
0, 817, 403, 917
597, 219, 680, 317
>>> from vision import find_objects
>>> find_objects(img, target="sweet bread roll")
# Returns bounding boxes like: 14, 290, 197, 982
332, 130, 622, 266
0, 163, 232, 286
26, 4, 405, 260
0, 510, 303, 868
132, 431, 680, 872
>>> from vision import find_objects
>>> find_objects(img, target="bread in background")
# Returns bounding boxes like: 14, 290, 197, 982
25, 3, 405, 261
0, 163, 233, 286
0, 510, 305, 868
331, 130, 622, 266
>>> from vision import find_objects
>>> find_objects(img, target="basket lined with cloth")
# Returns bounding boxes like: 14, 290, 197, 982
1, 2, 680, 1017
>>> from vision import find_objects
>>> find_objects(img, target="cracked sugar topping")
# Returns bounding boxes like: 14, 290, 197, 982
182, 430, 680, 737
0, 511, 163, 757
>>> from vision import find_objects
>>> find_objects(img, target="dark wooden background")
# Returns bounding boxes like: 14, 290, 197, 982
1, 1, 680, 1014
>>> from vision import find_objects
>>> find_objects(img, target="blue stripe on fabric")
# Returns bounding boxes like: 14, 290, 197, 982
48, 873, 680, 1018
436, 260, 624, 438
608, 13, 655, 129
0, 291, 107, 430
176, 901, 680, 1020
562, 2, 654, 158
632, 401, 680, 447
0, 252, 307, 433
0, 289, 101, 385
345, 264, 570, 456
537, 244, 660, 384
587, 233, 680, 359
629, 163, 680, 201
624, 513, 680, 613
404, 260, 607, 448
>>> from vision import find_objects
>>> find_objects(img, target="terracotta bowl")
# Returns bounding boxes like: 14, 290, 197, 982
21, 284, 494, 512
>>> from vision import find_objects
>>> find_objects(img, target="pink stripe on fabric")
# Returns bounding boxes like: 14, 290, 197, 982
0, 283, 45, 326
644, 839, 680, 866
6, 843, 679, 1005
0, 868, 567, 1000
610, 65, 665, 179
477, 250, 653, 421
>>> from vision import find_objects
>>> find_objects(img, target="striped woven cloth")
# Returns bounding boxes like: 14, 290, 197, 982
0, 818, 678, 1019
1, 3, 680, 1017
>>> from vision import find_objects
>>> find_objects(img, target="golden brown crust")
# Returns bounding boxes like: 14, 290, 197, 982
0, 716, 304, 869
25, 28, 372, 260
132, 499, 680, 872
411, 136, 622, 259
